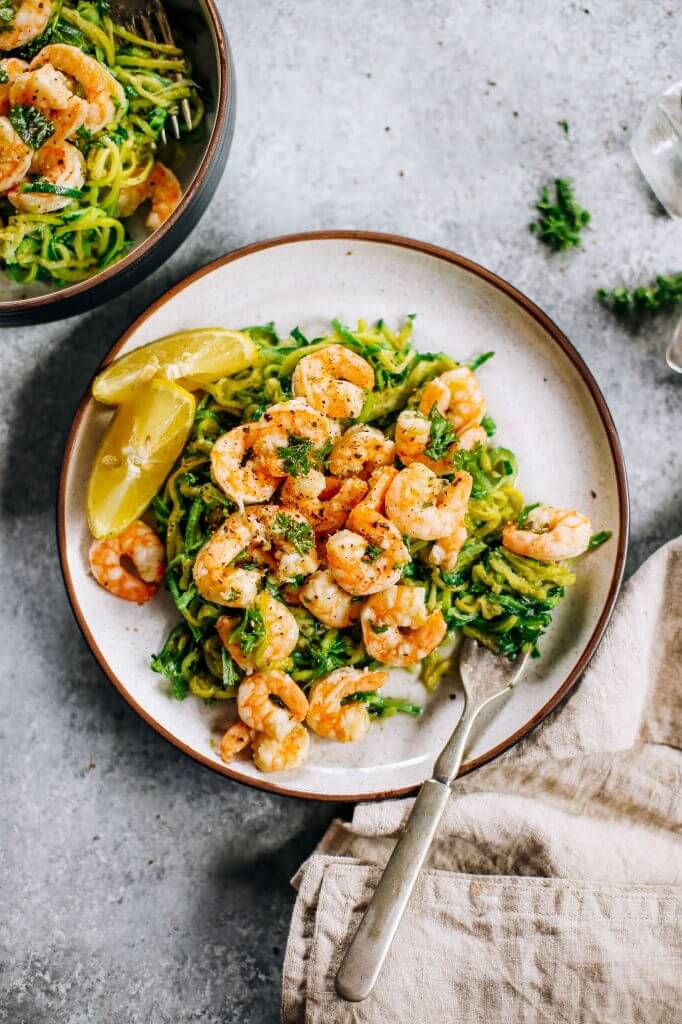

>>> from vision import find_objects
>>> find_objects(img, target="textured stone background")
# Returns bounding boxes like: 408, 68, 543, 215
2, 2, 681, 1022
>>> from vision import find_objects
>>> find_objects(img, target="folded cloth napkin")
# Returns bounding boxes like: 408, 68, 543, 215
282, 538, 682, 1024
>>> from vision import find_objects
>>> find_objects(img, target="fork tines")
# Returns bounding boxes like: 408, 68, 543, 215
117, 0, 193, 143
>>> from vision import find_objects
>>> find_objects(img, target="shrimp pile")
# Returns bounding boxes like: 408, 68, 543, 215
0, 1, 199, 285
89, 318, 602, 774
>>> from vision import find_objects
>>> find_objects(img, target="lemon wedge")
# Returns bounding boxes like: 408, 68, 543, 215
92, 328, 257, 405
87, 378, 195, 539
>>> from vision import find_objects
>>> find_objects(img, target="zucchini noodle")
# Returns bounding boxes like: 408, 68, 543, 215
0, 0, 204, 285
149, 318, 580, 709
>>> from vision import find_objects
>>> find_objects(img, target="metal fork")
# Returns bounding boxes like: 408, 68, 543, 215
110, 0, 193, 144
336, 637, 531, 1002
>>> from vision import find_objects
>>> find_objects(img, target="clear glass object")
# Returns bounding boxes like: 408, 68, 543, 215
631, 84, 682, 372
631, 82, 682, 217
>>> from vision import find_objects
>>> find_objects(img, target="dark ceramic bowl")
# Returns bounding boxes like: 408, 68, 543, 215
0, 0, 234, 327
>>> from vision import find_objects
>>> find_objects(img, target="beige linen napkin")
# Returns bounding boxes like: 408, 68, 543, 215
282, 538, 682, 1023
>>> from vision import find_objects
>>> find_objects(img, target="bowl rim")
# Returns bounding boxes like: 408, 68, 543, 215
0, 0, 230, 316
57, 229, 630, 801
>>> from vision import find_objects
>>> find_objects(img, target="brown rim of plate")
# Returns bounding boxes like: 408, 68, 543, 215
0, 0, 229, 316
57, 230, 629, 802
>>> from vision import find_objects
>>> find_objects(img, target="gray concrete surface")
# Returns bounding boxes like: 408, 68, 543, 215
1, 2, 681, 1022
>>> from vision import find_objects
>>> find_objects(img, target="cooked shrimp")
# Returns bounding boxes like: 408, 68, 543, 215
0, 58, 28, 115
385, 464, 473, 541
251, 724, 309, 772
235, 670, 310, 771
0, 116, 31, 192
299, 569, 361, 628
251, 505, 320, 582
307, 667, 388, 742
219, 721, 254, 763
326, 504, 409, 596
9, 65, 88, 142
419, 366, 486, 432
280, 469, 367, 534
292, 344, 375, 419
30, 44, 120, 132
89, 520, 165, 604
118, 162, 182, 230
252, 399, 341, 478
357, 465, 399, 513
216, 592, 299, 673
192, 513, 264, 607
361, 585, 446, 666
502, 506, 591, 562
395, 409, 486, 475
428, 522, 469, 572
211, 423, 280, 510
328, 424, 395, 479
8, 141, 85, 213
0, 0, 51, 50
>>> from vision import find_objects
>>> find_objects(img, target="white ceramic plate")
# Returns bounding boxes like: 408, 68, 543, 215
58, 232, 628, 800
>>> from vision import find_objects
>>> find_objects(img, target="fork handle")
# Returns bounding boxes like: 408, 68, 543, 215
335, 778, 451, 1002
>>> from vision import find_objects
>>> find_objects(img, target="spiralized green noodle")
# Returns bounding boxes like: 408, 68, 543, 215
149, 318, 581, 710
0, 0, 204, 284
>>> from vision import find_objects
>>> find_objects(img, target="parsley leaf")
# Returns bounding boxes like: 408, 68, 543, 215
481, 414, 496, 437
588, 530, 612, 551
424, 404, 458, 460
370, 622, 389, 634
307, 630, 348, 678
278, 433, 314, 476
0, 0, 14, 26
272, 512, 314, 556
230, 607, 265, 655
363, 543, 382, 563
597, 273, 682, 317
530, 178, 590, 251
558, 119, 570, 135
0, 65, 8, 83
9, 105, 55, 149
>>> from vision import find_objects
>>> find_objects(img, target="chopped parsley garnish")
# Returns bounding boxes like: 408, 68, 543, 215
481, 414, 496, 437
230, 607, 265, 655
370, 622, 389, 634
424, 404, 458, 460
0, 65, 8, 83
272, 512, 314, 555
278, 433, 314, 476
315, 439, 333, 470
307, 630, 348, 678
363, 543, 383, 563
342, 691, 423, 719
530, 178, 590, 251
9, 105, 55, 149
558, 119, 570, 135
588, 530, 612, 551
597, 272, 682, 317
0, 0, 14, 26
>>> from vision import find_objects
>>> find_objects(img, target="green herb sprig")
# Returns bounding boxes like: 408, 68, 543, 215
530, 178, 590, 251
9, 105, 55, 149
278, 434, 314, 476
597, 273, 682, 317
424, 404, 458, 460
272, 512, 314, 556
